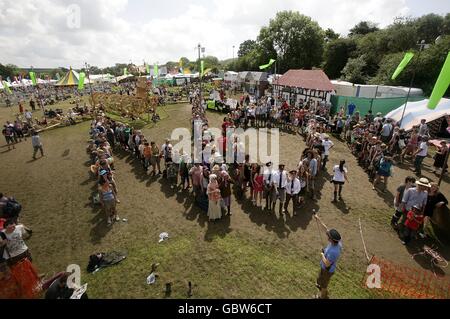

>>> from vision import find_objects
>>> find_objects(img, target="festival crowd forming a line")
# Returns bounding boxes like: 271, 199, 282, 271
1, 83, 449, 299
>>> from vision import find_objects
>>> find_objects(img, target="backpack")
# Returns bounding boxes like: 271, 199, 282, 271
379, 158, 392, 173
3, 199, 22, 218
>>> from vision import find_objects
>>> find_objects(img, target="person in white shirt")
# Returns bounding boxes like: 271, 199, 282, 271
413, 136, 429, 176
381, 120, 393, 144
285, 170, 301, 216
24, 109, 33, 125
307, 151, 319, 200
263, 162, 274, 210
322, 135, 334, 170
418, 119, 428, 137
332, 160, 349, 202
31, 131, 44, 160
161, 139, 173, 169
271, 164, 288, 213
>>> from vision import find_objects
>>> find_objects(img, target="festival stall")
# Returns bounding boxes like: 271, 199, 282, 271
385, 98, 450, 136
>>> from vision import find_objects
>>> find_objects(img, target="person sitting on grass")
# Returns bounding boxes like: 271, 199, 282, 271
401, 205, 424, 245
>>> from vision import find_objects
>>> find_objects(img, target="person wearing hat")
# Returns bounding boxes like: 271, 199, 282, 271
313, 214, 342, 299
285, 170, 301, 216
412, 136, 429, 176
263, 162, 275, 210
271, 164, 288, 213
207, 174, 222, 222
400, 178, 430, 227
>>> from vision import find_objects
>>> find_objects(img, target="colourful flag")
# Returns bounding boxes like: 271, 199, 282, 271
2, 81, 12, 94
391, 52, 414, 80
428, 52, 450, 110
200, 60, 204, 77
78, 72, 86, 91
123, 68, 128, 76
29, 72, 37, 85
154, 64, 159, 78
259, 59, 276, 70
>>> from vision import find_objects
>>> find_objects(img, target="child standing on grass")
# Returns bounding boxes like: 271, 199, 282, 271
401, 205, 424, 245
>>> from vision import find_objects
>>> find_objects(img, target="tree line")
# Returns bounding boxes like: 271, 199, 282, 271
2, 11, 449, 96
228, 11, 450, 96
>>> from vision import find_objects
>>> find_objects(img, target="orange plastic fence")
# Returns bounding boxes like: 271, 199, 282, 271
362, 256, 450, 299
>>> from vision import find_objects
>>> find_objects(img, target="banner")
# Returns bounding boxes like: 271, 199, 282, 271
78, 72, 86, 91
259, 59, 276, 70
154, 64, 159, 78
428, 52, 450, 110
2, 81, 12, 94
391, 52, 414, 80
29, 72, 37, 86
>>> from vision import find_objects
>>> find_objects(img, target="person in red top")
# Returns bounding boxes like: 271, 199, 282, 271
401, 205, 424, 245
282, 100, 289, 110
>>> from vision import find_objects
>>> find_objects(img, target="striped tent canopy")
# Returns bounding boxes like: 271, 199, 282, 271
55, 68, 80, 86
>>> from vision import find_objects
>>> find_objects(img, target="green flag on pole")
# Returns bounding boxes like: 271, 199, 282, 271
391, 52, 414, 80
2, 81, 12, 94
56, 73, 61, 80
29, 72, 37, 86
259, 59, 276, 70
146, 63, 150, 74
200, 60, 204, 77
78, 72, 86, 91
123, 68, 128, 76
428, 52, 450, 110
154, 64, 159, 78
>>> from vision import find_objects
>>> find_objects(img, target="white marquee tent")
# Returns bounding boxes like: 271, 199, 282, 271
385, 98, 450, 131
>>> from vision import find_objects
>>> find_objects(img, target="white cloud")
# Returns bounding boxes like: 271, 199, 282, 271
0, 0, 415, 68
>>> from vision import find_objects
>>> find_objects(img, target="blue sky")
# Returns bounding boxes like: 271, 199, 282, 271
0, 0, 448, 68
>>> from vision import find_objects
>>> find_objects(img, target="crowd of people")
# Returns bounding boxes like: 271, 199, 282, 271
1, 80, 448, 299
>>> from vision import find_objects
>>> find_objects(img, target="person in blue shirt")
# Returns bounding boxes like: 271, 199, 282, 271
314, 214, 342, 299
348, 103, 356, 116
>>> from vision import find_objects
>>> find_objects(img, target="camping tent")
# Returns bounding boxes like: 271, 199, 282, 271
56, 68, 82, 86
385, 98, 450, 132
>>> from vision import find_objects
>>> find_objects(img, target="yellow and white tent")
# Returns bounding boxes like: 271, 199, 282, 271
55, 68, 81, 86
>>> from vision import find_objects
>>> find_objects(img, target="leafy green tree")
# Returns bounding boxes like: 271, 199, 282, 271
416, 13, 445, 43
323, 38, 357, 79
341, 55, 369, 83
349, 21, 379, 37
238, 40, 257, 58
325, 28, 340, 41
0, 63, 19, 80
257, 11, 324, 72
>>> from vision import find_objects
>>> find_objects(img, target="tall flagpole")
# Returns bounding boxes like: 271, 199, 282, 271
399, 40, 427, 127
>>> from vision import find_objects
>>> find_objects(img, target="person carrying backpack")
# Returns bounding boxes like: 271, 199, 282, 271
373, 156, 393, 193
